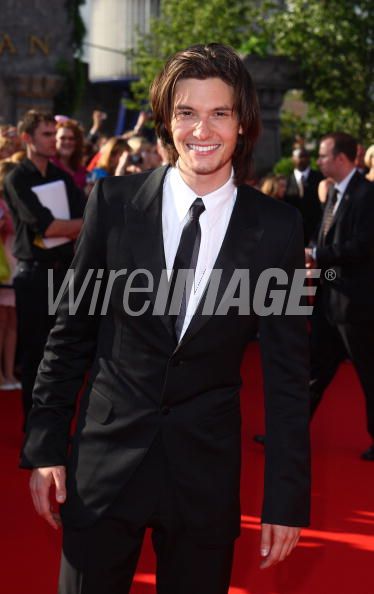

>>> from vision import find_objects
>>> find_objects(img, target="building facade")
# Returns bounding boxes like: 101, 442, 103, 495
0, 0, 73, 125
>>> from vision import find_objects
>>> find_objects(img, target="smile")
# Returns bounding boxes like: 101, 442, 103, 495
187, 144, 220, 152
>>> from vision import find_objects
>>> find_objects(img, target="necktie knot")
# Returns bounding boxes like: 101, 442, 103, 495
189, 198, 205, 221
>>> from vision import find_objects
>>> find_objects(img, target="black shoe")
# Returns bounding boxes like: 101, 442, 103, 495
253, 434, 266, 445
360, 445, 374, 461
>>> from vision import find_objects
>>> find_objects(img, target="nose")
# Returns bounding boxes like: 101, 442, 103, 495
193, 118, 210, 140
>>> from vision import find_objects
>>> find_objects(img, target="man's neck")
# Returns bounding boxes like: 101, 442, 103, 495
27, 151, 49, 177
333, 165, 355, 184
177, 165, 233, 197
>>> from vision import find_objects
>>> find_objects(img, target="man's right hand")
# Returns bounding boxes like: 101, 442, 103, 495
29, 466, 66, 530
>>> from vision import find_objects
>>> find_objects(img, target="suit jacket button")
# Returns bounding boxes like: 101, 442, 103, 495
161, 406, 170, 415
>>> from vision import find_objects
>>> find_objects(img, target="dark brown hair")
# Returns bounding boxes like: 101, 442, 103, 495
150, 43, 261, 185
56, 119, 85, 171
17, 110, 55, 137
321, 132, 358, 163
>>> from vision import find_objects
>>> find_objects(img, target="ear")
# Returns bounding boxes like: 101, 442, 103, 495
21, 132, 32, 145
238, 125, 243, 135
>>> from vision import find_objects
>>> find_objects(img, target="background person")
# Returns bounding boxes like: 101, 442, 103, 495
364, 144, 374, 182
0, 160, 19, 390
53, 119, 87, 191
3, 110, 86, 427
306, 132, 374, 461
285, 147, 323, 245
260, 174, 287, 200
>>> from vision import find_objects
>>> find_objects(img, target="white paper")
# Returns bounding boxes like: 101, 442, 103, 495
31, 180, 71, 248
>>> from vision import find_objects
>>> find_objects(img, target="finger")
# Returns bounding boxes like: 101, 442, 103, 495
260, 538, 283, 569
41, 506, 59, 530
52, 511, 62, 528
29, 473, 42, 515
53, 467, 67, 504
30, 470, 59, 530
260, 525, 290, 569
285, 532, 300, 558
30, 471, 49, 516
260, 523, 272, 559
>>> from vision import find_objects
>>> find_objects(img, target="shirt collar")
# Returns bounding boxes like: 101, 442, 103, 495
294, 167, 310, 181
21, 157, 54, 177
168, 165, 236, 229
335, 167, 356, 197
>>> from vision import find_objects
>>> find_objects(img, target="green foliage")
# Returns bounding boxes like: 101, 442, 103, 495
273, 157, 293, 176
129, 0, 264, 106
270, 0, 374, 142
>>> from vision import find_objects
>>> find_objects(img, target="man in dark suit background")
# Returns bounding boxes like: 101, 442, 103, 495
306, 132, 374, 461
21, 44, 311, 593
285, 147, 323, 245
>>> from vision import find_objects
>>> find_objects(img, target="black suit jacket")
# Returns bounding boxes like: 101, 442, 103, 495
21, 166, 311, 541
316, 171, 374, 324
285, 169, 323, 245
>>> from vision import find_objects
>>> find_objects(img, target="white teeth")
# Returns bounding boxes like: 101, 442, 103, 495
188, 144, 219, 152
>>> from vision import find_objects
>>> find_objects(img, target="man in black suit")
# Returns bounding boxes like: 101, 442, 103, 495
21, 44, 311, 593
306, 132, 374, 461
285, 147, 323, 245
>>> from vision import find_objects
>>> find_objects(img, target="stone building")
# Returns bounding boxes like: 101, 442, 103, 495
0, 0, 73, 125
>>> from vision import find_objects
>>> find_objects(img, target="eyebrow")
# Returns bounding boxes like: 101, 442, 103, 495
174, 104, 233, 111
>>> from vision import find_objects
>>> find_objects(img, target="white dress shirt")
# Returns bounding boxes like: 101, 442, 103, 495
294, 167, 311, 196
162, 166, 237, 340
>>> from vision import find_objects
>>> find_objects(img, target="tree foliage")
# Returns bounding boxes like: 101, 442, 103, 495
270, 0, 374, 141
129, 0, 262, 106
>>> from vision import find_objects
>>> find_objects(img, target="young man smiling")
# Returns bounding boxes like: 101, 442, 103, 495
21, 44, 311, 594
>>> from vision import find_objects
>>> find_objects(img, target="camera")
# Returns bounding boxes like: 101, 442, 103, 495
129, 154, 143, 165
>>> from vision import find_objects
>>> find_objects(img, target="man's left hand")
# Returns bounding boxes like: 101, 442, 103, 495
260, 523, 301, 569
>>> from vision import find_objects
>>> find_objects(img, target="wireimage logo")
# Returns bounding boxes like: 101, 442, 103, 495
47, 267, 322, 317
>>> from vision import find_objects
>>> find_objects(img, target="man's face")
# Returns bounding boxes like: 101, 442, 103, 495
317, 138, 340, 180
292, 150, 310, 172
170, 77, 241, 189
27, 121, 56, 159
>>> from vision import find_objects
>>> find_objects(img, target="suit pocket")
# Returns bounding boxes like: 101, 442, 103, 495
86, 388, 113, 424
202, 407, 241, 439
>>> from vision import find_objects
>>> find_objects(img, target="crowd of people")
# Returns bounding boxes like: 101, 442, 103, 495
0, 110, 168, 398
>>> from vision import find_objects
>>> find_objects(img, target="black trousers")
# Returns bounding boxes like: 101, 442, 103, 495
310, 296, 374, 439
14, 261, 69, 426
59, 436, 235, 594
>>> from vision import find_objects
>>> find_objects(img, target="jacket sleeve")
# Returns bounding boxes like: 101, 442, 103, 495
316, 184, 374, 267
20, 179, 107, 469
259, 210, 311, 527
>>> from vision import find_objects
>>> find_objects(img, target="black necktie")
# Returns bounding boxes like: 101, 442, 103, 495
169, 198, 205, 340
321, 188, 338, 242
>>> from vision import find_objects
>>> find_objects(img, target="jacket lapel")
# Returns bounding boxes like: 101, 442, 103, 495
126, 166, 175, 339
320, 171, 358, 243
174, 185, 263, 353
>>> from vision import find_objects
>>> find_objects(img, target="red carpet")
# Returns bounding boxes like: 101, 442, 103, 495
1, 342, 373, 593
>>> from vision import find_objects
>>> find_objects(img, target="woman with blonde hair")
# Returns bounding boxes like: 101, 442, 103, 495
364, 145, 374, 182
91, 137, 129, 181
260, 174, 287, 200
